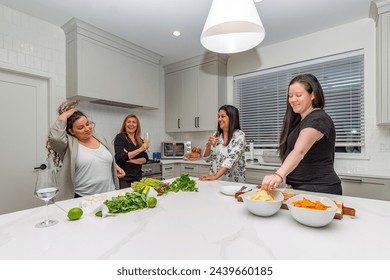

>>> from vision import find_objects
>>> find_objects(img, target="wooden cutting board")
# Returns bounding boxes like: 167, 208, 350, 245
236, 191, 356, 220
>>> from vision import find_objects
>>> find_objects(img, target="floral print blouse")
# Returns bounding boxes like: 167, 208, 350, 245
203, 129, 246, 183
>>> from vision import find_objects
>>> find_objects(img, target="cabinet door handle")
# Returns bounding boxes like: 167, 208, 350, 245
184, 167, 195, 170
164, 167, 173, 170
178, 118, 180, 129
197, 117, 200, 127
194, 117, 197, 128
340, 178, 362, 183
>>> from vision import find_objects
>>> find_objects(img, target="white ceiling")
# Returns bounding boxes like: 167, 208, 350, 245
0, 0, 373, 66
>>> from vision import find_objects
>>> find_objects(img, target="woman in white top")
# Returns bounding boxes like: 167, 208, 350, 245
47, 101, 125, 200
199, 105, 246, 183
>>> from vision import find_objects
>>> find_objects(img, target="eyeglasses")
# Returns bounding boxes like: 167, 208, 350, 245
74, 122, 95, 131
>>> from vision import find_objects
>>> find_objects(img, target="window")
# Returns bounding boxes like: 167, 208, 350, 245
234, 50, 364, 153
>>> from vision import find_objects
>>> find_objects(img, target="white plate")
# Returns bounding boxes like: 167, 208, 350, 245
220, 185, 244, 196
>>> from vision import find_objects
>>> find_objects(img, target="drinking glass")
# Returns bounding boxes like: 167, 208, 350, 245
34, 167, 59, 228
144, 132, 151, 151
211, 131, 219, 146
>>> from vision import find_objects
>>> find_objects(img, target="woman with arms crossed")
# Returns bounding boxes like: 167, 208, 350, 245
261, 74, 342, 195
199, 105, 246, 183
114, 114, 149, 189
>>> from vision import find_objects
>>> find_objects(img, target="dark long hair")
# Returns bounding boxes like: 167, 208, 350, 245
279, 74, 325, 160
66, 111, 88, 135
46, 100, 87, 167
217, 105, 241, 146
119, 114, 143, 147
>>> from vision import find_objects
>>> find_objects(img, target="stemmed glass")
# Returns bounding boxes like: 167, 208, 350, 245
144, 132, 151, 151
34, 167, 59, 228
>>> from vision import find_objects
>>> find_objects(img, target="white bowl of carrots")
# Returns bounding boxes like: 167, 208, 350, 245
286, 194, 337, 227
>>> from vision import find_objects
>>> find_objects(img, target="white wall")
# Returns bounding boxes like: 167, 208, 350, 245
226, 19, 390, 175
0, 4, 168, 157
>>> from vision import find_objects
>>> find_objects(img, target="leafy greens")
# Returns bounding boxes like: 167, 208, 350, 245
103, 192, 147, 214
169, 174, 198, 192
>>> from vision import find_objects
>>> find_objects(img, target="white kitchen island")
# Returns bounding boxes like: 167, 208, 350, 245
0, 178, 390, 260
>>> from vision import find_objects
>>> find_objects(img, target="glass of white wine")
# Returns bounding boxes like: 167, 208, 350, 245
144, 132, 151, 151
34, 167, 59, 228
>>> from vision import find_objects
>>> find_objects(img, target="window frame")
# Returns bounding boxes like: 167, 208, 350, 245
233, 49, 365, 154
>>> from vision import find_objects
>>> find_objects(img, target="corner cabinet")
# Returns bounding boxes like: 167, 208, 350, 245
164, 54, 228, 132
372, 1, 390, 124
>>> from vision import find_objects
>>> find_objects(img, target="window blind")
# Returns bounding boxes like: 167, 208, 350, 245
234, 50, 364, 152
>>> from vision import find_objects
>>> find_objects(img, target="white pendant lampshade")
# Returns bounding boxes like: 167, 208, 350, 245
200, 0, 265, 54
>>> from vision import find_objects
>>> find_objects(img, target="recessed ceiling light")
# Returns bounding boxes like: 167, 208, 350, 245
173, 31, 181, 37
254, 0, 263, 2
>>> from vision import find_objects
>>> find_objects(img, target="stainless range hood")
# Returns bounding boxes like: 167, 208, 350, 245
62, 18, 162, 109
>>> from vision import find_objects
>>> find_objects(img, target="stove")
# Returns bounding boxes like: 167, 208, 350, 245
141, 160, 162, 180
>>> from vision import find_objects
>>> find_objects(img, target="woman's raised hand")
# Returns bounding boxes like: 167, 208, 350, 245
142, 142, 149, 151
208, 134, 219, 146
58, 108, 77, 121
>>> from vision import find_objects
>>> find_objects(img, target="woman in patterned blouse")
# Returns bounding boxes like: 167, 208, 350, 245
199, 105, 246, 183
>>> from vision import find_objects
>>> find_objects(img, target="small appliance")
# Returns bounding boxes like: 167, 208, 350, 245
161, 141, 192, 159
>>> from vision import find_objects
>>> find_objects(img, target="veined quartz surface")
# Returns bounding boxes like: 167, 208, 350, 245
0, 178, 389, 259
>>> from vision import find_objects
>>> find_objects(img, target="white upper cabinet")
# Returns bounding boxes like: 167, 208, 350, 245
164, 54, 228, 132
62, 18, 162, 109
165, 71, 182, 131
372, 1, 390, 124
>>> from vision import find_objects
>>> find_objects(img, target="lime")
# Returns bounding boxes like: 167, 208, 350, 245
147, 197, 157, 208
67, 207, 83, 220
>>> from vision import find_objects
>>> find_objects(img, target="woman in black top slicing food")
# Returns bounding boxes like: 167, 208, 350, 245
114, 115, 149, 189
261, 74, 342, 195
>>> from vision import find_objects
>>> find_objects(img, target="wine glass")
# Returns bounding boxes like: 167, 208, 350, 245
144, 132, 151, 151
34, 167, 59, 228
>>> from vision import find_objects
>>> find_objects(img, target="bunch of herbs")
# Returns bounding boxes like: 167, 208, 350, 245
104, 192, 147, 214
169, 174, 198, 192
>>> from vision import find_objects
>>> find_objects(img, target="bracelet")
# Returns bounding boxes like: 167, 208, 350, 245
273, 172, 283, 181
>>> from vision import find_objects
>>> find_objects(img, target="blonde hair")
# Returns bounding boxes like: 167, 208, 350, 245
119, 114, 143, 147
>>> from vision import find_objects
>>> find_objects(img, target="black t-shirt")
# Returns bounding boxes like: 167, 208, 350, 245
114, 133, 149, 183
285, 109, 342, 194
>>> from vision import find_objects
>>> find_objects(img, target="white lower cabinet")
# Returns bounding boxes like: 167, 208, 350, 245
180, 164, 200, 177
162, 164, 179, 180
245, 167, 277, 185
163, 163, 210, 179
244, 166, 390, 202
340, 176, 390, 201
180, 164, 210, 177
198, 164, 210, 176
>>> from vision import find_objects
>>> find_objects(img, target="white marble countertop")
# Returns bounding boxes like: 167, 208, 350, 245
1, 178, 390, 260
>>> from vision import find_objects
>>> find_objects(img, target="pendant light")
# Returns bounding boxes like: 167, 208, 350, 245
200, 0, 265, 54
